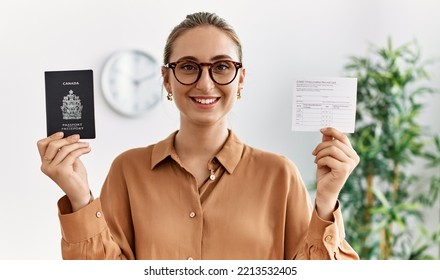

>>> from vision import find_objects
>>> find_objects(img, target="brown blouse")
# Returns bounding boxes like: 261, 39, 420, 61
58, 130, 358, 260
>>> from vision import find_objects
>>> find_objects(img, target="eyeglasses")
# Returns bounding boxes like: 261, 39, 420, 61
165, 60, 243, 85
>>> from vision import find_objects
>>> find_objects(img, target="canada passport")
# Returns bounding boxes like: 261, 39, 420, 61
44, 69, 96, 138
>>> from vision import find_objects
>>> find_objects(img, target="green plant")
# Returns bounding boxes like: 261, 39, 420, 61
341, 38, 440, 259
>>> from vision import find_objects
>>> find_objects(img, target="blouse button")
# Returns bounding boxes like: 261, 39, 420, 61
324, 235, 332, 242
189, 211, 196, 218
96, 211, 102, 218
187, 257, 194, 260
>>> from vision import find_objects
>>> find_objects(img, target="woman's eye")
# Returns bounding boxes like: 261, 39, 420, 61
180, 64, 196, 71
214, 63, 230, 71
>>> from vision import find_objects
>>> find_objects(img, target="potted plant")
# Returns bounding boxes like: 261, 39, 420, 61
341, 38, 440, 259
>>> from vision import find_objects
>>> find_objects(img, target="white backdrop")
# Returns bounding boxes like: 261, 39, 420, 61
1, 0, 439, 259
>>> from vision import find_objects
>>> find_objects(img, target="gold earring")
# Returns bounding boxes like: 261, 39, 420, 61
167, 92, 173, 101
237, 90, 242, 100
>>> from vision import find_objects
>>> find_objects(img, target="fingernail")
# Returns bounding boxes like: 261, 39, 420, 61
320, 127, 328, 132
70, 134, 80, 140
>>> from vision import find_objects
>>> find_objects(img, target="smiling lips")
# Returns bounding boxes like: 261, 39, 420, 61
192, 97, 220, 105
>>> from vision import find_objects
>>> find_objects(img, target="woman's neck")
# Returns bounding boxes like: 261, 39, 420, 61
175, 121, 229, 160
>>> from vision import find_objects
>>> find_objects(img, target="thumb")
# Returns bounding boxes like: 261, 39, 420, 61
320, 127, 333, 142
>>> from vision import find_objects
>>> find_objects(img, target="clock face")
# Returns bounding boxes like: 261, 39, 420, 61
101, 50, 161, 117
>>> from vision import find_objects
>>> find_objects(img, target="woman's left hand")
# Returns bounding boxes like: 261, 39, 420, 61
312, 127, 360, 220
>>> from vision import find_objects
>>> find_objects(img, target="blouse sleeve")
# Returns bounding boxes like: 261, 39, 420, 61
282, 158, 359, 260
294, 201, 360, 260
58, 196, 127, 259
58, 152, 136, 260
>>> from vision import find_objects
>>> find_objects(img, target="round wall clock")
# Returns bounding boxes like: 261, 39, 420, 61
101, 49, 161, 117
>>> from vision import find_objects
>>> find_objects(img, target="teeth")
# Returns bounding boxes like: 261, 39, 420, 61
194, 98, 217, 105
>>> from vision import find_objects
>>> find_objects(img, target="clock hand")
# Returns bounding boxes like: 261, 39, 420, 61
133, 72, 157, 83
114, 68, 156, 85
113, 69, 139, 83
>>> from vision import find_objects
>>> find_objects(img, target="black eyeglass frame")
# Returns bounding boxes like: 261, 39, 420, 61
165, 60, 243, 85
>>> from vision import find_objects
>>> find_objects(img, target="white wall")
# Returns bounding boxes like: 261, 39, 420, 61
1, 0, 439, 259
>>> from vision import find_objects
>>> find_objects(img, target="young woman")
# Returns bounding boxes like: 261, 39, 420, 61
37, 12, 360, 260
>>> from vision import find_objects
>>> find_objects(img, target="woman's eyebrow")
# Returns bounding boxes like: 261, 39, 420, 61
175, 54, 234, 62
211, 54, 234, 61
175, 56, 198, 62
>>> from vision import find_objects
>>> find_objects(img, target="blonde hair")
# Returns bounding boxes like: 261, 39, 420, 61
163, 12, 243, 64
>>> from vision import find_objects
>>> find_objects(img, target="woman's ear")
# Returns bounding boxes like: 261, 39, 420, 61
238, 67, 246, 90
161, 66, 171, 93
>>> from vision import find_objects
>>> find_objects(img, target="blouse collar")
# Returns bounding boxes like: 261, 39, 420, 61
151, 129, 244, 174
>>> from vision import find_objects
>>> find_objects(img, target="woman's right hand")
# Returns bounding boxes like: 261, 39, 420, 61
37, 132, 92, 212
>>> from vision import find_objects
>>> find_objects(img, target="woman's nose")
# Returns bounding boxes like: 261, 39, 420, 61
195, 66, 215, 92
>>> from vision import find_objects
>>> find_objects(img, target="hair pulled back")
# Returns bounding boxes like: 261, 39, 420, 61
163, 12, 242, 64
